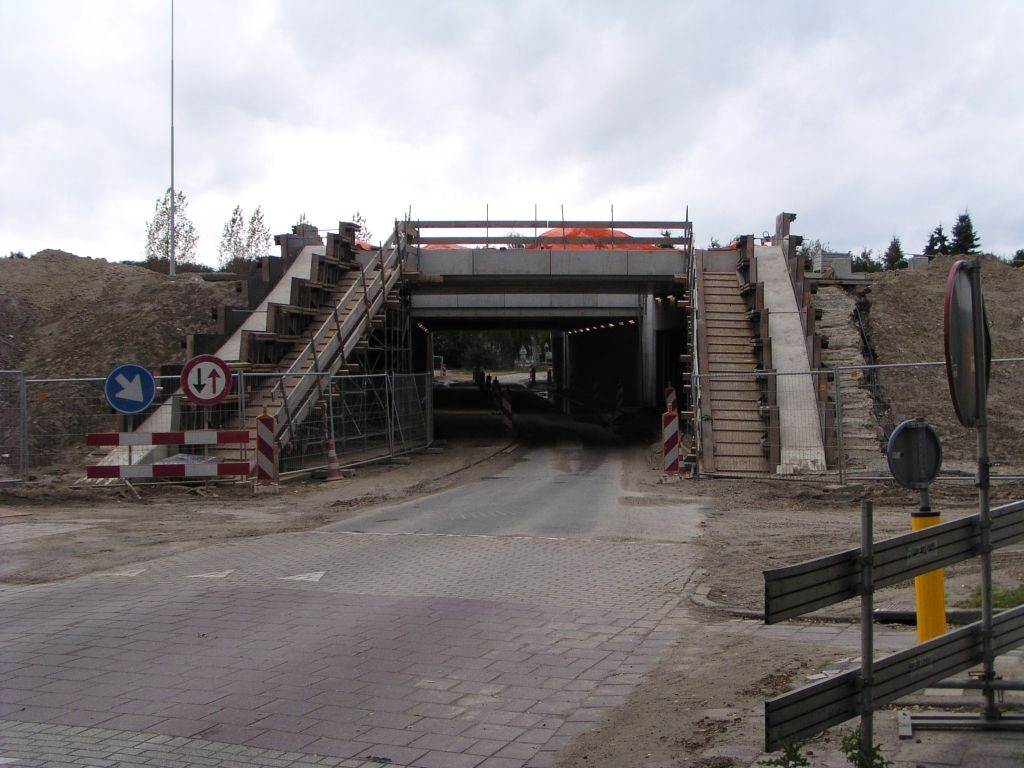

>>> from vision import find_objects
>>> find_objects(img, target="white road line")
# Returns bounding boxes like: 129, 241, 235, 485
278, 571, 326, 582
185, 570, 236, 578
105, 568, 146, 577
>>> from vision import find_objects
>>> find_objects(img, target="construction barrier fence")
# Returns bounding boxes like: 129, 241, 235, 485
0, 370, 27, 482
693, 358, 1024, 481
0, 370, 432, 483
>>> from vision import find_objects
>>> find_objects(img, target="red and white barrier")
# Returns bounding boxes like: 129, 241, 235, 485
663, 406, 680, 475
86, 429, 253, 480
256, 412, 276, 483
86, 430, 249, 447
88, 463, 250, 479
665, 386, 677, 412
501, 391, 513, 430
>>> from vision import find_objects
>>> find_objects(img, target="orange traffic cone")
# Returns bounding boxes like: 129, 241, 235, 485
326, 439, 342, 480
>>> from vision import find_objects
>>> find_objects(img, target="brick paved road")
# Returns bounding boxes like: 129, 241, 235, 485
0, 437, 703, 767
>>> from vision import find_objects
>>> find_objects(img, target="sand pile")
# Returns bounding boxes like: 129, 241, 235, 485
0, 250, 239, 378
863, 254, 1024, 465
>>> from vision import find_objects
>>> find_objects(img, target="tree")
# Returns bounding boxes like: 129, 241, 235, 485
245, 206, 272, 260
144, 188, 199, 264
217, 206, 246, 267
950, 210, 979, 255
5, 251, 25, 259
883, 235, 906, 270
708, 237, 722, 249
1012, 249, 1024, 268
852, 247, 883, 273
296, 212, 309, 227
923, 224, 949, 257
351, 211, 373, 244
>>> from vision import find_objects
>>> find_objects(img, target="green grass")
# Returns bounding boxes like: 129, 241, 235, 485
956, 582, 1024, 609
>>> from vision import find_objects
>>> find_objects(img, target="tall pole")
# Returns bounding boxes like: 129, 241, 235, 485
169, 0, 176, 276
860, 499, 874, 754
971, 260, 997, 720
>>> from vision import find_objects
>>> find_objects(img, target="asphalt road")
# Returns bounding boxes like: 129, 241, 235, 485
0, 413, 705, 768
329, 416, 699, 543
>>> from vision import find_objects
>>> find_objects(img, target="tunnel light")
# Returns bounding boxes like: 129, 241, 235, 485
667, 294, 675, 301
619, 321, 625, 326
628, 320, 636, 324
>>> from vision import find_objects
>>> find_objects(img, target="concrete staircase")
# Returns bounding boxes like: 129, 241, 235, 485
92, 223, 407, 475
699, 268, 770, 474
229, 227, 406, 448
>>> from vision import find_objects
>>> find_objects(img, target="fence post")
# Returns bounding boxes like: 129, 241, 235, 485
835, 365, 845, 485
386, 374, 395, 458
426, 372, 434, 445
19, 371, 29, 480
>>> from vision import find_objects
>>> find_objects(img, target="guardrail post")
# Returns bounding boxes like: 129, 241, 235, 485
19, 371, 29, 480
860, 499, 875, 753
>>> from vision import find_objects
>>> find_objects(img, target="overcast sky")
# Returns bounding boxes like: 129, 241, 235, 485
2, 1, 1023, 266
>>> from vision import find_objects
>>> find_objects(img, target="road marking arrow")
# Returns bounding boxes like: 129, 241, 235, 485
278, 571, 326, 582
115, 373, 144, 402
186, 570, 235, 578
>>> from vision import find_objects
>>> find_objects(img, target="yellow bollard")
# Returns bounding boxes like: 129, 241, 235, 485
912, 510, 947, 642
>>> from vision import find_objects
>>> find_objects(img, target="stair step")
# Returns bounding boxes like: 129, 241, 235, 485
713, 442, 765, 457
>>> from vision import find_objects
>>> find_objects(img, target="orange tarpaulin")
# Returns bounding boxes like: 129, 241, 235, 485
526, 227, 661, 250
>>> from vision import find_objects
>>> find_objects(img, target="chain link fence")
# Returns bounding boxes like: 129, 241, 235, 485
695, 359, 1024, 481
836, 359, 1024, 480
0, 370, 432, 482
0, 371, 27, 482
695, 370, 837, 476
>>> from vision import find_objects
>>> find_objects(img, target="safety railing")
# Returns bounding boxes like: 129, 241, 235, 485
273, 230, 405, 447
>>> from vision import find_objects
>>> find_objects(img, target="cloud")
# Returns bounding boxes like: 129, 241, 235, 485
2, 1, 1023, 263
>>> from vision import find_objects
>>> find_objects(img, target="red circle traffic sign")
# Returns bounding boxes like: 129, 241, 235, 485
943, 260, 991, 428
180, 355, 233, 406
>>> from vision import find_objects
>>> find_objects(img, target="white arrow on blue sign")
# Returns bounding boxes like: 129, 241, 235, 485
104, 363, 157, 414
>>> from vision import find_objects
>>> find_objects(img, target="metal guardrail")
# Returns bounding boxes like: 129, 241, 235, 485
765, 499, 1024, 624
766, 603, 1024, 749
763, 497, 1024, 751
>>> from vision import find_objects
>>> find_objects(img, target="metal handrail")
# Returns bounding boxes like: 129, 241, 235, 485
274, 231, 402, 444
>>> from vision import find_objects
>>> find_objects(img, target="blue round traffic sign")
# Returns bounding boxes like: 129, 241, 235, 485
104, 363, 157, 414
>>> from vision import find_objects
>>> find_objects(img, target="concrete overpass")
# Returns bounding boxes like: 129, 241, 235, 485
403, 220, 692, 408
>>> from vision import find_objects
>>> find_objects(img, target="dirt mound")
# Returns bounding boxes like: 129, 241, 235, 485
0, 250, 239, 378
863, 254, 1024, 465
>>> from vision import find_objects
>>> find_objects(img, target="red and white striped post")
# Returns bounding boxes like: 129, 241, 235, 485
663, 402, 680, 475
256, 407, 276, 484
501, 391, 513, 430
665, 385, 677, 413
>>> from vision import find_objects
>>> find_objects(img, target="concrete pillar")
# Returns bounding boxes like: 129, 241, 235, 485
641, 292, 657, 407
552, 332, 565, 390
